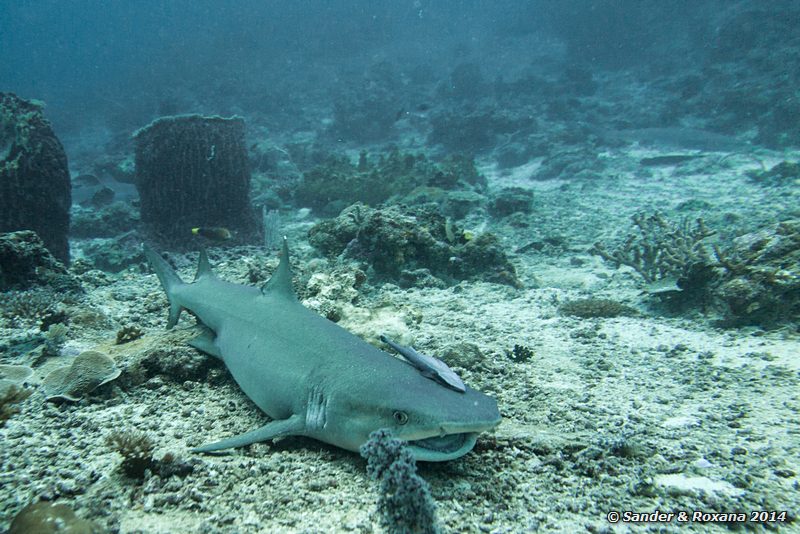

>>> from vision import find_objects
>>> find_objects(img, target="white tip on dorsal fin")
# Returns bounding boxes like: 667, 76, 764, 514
194, 249, 215, 281
261, 237, 296, 299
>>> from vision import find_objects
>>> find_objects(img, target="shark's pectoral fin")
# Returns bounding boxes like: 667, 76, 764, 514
188, 326, 222, 359
192, 414, 305, 453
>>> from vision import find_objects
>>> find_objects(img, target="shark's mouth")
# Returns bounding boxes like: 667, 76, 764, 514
407, 432, 479, 461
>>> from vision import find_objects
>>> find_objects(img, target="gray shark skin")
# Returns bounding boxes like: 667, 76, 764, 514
144, 239, 501, 461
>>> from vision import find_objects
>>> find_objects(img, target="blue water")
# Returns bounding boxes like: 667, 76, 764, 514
4, 1, 750, 141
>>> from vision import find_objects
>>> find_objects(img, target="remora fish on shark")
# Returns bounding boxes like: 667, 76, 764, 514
144, 239, 501, 461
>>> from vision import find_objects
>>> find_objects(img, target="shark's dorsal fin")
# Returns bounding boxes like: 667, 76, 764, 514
261, 237, 296, 299
194, 249, 215, 281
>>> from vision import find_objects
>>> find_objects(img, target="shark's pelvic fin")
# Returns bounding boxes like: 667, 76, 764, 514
194, 249, 215, 281
261, 237, 296, 300
192, 414, 305, 453
143, 244, 185, 329
188, 326, 222, 359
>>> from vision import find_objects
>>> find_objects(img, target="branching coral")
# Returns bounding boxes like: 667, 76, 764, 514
116, 325, 144, 345
106, 430, 156, 479
591, 212, 716, 286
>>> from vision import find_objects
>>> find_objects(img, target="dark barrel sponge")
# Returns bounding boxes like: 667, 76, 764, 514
133, 115, 256, 242
0, 93, 71, 263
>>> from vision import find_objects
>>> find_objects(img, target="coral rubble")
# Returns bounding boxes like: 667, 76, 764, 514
309, 203, 520, 288
714, 219, 800, 327
0, 231, 78, 292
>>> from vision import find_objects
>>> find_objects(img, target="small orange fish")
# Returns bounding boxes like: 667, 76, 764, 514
191, 227, 232, 241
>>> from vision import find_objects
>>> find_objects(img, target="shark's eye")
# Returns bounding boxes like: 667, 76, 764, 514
393, 411, 409, 425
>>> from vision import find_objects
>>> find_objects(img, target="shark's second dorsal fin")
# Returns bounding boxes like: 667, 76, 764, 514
194, 249, 215, 281
262, 237, 296, 299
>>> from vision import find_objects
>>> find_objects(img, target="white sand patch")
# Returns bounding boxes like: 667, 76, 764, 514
531, 265, 607, 291
662, 415, 701, 429
655, 474, 744, 497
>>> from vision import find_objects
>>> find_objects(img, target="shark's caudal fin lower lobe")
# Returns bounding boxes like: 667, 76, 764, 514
143, 244, 186, 329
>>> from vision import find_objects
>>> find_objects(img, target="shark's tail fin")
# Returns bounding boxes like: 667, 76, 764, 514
143, 244, 185, 329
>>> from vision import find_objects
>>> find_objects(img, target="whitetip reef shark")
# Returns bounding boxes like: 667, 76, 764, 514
144, 239, 501, 461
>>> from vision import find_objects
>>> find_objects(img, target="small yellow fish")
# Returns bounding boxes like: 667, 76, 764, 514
191, 227, 232, 241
